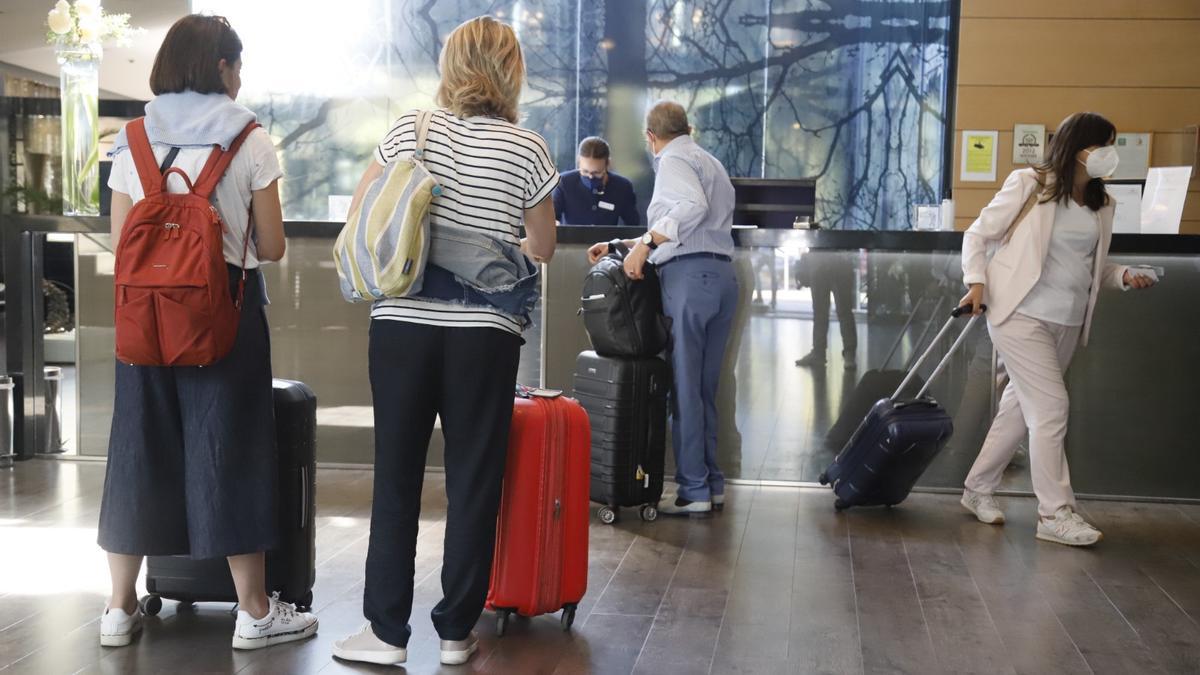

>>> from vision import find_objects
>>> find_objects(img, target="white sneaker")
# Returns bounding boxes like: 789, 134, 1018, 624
100, 606, 143, 647
232, 593, 319, 650
658, 492, 712, 516
440, 632, 479, 666
961, 489, 1006, 524
1037, 507, 1103, 547
332, 623, 407, 666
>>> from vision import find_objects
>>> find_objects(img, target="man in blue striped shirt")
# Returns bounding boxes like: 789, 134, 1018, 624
588, 100, 739, 515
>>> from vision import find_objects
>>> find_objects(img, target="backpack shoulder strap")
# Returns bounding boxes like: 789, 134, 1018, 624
126, 118, 164, 198
192, 121, 262, 199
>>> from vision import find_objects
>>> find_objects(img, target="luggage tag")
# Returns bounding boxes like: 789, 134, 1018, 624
636, 465, 649, 488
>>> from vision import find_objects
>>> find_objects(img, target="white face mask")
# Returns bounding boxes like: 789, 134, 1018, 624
1081, 146, 1119, 178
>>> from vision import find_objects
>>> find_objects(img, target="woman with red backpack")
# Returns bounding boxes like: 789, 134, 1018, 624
98, 14, 316, 650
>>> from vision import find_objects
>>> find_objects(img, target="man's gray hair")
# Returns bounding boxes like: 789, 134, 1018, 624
646, 100, 690, 140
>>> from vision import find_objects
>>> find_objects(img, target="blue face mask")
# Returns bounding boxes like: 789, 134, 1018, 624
581, 174, 605, 193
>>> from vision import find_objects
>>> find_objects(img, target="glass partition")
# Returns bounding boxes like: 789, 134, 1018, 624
73, 234, 542, 464
188, 0, 954, 229
544, 243, 1200, 499
71, 231, 1200, 498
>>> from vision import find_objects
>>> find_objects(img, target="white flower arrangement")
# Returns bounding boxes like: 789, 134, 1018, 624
45, 0, 141, 52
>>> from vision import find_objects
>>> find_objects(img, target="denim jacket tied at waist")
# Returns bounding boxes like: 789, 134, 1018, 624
413, 225, 540, 328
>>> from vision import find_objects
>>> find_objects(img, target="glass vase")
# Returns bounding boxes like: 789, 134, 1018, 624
56, 44, 102, 217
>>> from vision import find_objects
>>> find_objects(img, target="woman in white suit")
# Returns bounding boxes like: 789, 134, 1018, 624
958, 112, 1157, 546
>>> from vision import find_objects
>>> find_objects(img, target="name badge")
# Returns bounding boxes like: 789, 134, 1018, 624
598, 200, 615, 211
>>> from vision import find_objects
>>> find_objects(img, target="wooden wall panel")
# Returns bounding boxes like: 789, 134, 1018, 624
963, 0, 1200, 20
958, 19, 1200, 88
956, 87, 1200, 133
952, 1, 1200, 234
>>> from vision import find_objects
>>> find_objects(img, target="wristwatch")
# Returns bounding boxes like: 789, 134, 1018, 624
641, 232, 658, 250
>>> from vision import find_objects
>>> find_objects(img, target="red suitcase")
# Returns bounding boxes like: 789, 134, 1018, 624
486, 386, 590, 636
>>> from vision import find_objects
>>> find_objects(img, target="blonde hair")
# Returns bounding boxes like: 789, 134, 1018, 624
436, 17, 525, 123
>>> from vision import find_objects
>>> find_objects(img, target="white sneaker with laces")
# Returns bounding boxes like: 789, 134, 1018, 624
440, 632, 479, 666
232, 592, 318, 650
100, 606, 142, 647
961, 489, 1005, 524
332, 623, 407, 665
1037, 507, 1102, 547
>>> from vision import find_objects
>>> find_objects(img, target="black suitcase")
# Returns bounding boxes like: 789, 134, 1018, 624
140, 379, 317, 615
824, 296, 944, 450
820, 307, 983, 510
572, 351, 668, 524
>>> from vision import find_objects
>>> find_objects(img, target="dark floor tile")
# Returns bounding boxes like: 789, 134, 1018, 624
553, 613, 654, 675
845, 511, 938, 675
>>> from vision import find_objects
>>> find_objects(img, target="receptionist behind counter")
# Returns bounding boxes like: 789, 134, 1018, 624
553, 136, 640, 226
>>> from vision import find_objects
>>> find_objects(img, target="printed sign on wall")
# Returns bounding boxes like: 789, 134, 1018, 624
1013, 124, 1046, 165
961, 130, 998, 182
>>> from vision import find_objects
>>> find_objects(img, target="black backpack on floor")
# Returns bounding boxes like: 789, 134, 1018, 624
580, 243, 670, 358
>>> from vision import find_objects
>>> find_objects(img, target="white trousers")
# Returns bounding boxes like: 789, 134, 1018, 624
964, 312, 1081, 518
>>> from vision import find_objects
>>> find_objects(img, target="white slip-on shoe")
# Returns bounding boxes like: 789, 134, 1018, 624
100, 606, 143, 647
961, 489, 1006, 524
658, 492, 712, 516
232, 593, 319, 650
332, 622, 408, 666
1036, 507, 1103, 547
440, 632, 479, 666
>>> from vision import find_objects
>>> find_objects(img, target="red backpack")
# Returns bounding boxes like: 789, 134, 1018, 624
114, 117, 260, 367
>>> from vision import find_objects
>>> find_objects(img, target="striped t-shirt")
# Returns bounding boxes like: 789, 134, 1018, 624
370, 108, 559, 335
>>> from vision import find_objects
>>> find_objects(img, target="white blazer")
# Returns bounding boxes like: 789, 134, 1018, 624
962, 168, 1128, 345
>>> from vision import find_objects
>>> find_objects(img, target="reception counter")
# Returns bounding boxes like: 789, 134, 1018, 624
5, 215, 1200, 501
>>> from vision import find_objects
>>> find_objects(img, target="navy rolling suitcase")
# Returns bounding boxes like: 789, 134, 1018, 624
139, 379, 318, 615
819, 306, 984, 510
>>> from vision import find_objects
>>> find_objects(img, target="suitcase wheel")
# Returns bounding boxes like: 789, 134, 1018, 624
139, 594, 162, 617
561, 604, 576, 632
598, 506, 618, 525
496, 609, 512, 637
639, 505, 658, 522
818, 472, 830, 486
833, 499, 850, 512
298, 590, 314, 612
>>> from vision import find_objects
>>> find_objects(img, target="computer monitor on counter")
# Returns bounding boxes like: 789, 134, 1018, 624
731, 178, 817, 229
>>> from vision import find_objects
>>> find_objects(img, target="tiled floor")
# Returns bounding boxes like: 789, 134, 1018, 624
3, 460, 1200, 674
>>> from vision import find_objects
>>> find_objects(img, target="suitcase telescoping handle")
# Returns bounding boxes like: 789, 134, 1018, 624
890, 305, 987, 402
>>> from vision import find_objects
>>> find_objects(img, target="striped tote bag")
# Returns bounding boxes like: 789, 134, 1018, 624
334, 109, 441, 302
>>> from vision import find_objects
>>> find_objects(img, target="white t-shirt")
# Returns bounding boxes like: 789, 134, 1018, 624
1018, 199, 1099, 326
108, 128, 283, 269
369, 108, 559, 336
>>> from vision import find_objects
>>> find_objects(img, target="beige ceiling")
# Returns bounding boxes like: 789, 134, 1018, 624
0, 0, 190, 99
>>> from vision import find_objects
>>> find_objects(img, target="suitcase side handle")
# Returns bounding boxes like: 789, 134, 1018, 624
891, 305, 986, 402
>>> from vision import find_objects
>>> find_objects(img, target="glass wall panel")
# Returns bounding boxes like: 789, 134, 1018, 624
191, 0, 952, 229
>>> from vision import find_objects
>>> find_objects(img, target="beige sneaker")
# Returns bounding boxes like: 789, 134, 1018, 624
440, 632, 479, 666
1037, 507, 1102, 547
333, 623, 407, 665
961, 489, 1005, 524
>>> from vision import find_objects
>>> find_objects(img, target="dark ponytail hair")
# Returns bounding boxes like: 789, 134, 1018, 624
1036, 112, 1116, 212
149, 15, 242, 96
